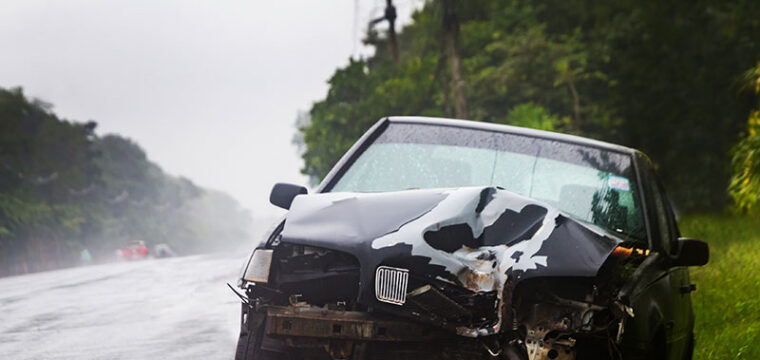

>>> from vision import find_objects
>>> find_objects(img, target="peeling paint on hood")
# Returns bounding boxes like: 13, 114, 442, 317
280, 186, 623, 335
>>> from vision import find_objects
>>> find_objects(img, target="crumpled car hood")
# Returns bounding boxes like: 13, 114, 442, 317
280, 186, 622, 304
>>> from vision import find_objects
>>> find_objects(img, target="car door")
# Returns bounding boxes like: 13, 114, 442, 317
653, 173, 694, 359
630, 159, 692, 359
621, 158, 679, 358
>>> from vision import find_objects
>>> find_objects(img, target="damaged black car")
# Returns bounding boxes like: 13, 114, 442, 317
234, 117, 709, 360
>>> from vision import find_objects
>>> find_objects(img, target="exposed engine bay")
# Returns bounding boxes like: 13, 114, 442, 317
237, 187, 650, 360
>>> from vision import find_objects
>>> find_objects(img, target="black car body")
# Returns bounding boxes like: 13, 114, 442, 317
235, 117, 708, 360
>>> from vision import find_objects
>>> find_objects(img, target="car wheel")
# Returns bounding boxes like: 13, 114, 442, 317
683, 333, 694, 360
234, 312, 286, 360
624, 326, 667, 360
648, 327, 668, 360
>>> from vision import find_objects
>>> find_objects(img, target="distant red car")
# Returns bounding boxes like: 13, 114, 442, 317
118, 241, 149, 260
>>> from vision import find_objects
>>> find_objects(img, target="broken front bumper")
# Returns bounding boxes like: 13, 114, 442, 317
262, 305, 442, 342
247, 304, 492, 360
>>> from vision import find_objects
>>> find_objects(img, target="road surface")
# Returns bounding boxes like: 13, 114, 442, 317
0, 252, 248, 359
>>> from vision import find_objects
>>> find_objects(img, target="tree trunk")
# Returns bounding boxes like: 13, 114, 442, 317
442, 0, 467, 119
567, 78, 581, 132
434, 53, 452, 117
386, 0, 399, 64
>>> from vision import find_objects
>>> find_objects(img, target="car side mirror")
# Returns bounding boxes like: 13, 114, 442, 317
270, 183, 307, 210
670, 237, 709, 267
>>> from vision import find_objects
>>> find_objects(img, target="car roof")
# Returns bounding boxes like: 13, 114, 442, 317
386, 116, 640, 156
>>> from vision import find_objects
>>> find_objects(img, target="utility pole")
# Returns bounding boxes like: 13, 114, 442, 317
370, 0, 399, 64
442, 0, 467, 119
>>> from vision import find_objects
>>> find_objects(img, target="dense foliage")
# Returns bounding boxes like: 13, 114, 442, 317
298, 0, 760, 211
729, 63, 760, 213
680, 214, 760, 359
0, 87, 251, 276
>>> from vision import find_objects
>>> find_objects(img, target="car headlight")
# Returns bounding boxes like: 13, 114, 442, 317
243, 249, 273, 284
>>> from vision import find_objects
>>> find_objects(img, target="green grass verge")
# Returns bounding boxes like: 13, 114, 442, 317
680, 214, 760, 359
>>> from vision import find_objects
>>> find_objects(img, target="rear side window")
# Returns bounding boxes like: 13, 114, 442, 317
648, 172, 678, 253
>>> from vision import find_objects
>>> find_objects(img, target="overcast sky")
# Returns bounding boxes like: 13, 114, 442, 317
0, 0, 422, 217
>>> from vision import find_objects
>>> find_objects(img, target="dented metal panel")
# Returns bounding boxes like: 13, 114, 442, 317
279, 185, 624, 337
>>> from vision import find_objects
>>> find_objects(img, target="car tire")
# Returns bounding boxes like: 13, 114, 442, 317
234, 311, 286, 360
683, 333, 694, 360
648, 327, 668, 360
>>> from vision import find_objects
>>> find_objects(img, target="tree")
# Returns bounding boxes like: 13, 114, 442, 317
729, 63, 760, 212
298, 0, 760, 212
0, 87, 252, 276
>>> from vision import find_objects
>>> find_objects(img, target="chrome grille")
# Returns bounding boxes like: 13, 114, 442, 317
375, 266, 409, 305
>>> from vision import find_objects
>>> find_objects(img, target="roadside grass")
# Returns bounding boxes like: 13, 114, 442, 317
680, 214, 760, 359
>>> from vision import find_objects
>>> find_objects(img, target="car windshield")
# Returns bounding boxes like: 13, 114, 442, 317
329, 123, 645, 239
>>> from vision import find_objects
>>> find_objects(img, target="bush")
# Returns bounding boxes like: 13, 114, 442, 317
680, 214, 760, 359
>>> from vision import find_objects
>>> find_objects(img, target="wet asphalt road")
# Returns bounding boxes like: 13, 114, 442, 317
0, 252, 248, 359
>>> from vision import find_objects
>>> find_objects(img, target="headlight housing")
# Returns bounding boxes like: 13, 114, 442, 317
243, 249, 273, 284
